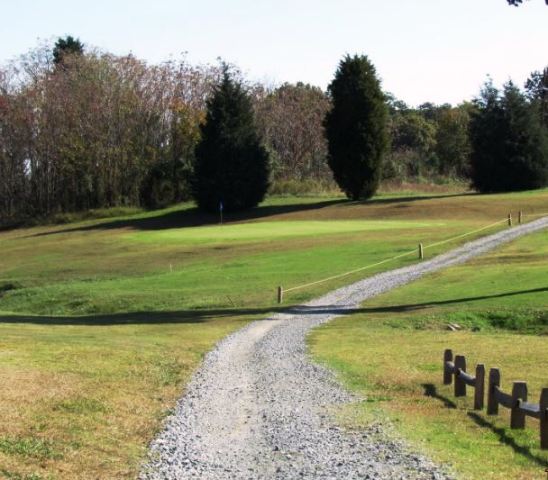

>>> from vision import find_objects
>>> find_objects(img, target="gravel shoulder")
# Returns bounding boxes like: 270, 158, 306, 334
140, 217, 548, 480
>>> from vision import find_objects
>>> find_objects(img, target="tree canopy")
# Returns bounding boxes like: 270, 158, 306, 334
469, 80, 548, 192
192, 70, 270, 212
53, 36, 84, 64
255, 82, 330, 182
324, 54, 388, 200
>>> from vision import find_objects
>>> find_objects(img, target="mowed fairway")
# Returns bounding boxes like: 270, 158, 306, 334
309, 230, 548, 480
0, 189, 547, 479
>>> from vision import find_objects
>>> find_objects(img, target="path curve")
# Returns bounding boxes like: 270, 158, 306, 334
141, 217, 548, 479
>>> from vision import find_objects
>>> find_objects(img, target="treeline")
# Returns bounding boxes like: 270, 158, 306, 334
0, 40, 221, 223
0, 40, 330, 223
383, 99, 472, 183
1, 38, 547, 224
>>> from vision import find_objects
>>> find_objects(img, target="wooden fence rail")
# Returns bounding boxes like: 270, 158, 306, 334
443, 349, 548, 450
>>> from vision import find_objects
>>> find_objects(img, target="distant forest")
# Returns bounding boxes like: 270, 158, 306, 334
0, 38, 547, 225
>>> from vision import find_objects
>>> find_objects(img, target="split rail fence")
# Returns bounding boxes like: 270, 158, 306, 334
443, 349, 548, 450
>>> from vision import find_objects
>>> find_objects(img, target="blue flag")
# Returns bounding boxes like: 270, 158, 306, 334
219, 201, 224, 212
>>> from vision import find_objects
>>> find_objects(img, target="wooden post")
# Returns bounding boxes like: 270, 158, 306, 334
454, 355, 466, 397
518, 210, 523, 224
474, 364, 485, 410
443, 349, 453, 385
540, 388, 548, 450
419, 243, 424, 260
277, 286, 283, 304
487, 368, 501, 415
508, 213, 512, 226
510, 381, 527, 429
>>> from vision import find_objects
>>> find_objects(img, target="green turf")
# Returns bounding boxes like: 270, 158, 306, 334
128, 219, 444, 244
0, 190, 546, 479
3, 190, 547, 316
309, 230, 548, 480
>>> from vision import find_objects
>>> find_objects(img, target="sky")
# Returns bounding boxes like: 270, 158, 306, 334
1, 0, 547, 106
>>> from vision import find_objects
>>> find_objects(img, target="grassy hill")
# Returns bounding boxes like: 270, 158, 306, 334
0, 189, 546, 479
310, 229, 548, 479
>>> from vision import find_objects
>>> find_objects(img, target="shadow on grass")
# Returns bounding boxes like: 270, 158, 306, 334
0, 287, 545, 325
28, 199, 347, 237
423, 383, 548, 467
352, 192, 475, 207
352, 287, 548, 314
0, 303, 376, 326
422, 383, 457, 409
0, 304, 337, 326
0, 308, 278, 326
467, 412, 548, 468
25, 191, 475, 237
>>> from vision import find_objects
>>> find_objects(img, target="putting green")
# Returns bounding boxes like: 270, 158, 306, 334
128, 220, 448, 245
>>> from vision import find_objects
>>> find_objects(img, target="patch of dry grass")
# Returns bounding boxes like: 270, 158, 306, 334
0, 317, 249, 479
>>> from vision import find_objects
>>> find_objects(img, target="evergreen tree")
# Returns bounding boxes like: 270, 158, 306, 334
470, 80, 548, 192
324, 55, 388, 200
193, 71, 270, 212
53, 36, 84, 64
525, 67, 548, 128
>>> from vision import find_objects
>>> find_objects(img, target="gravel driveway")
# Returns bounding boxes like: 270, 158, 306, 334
140, 216, 548, 479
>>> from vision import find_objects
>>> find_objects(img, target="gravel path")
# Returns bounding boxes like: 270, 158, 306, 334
140, 217, 548, 480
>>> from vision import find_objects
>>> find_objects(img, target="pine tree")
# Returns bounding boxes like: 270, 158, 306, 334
324, 55, 388, 200
193, 71, 270, 212
53, 36, 84, 65
470, 80, 548, 192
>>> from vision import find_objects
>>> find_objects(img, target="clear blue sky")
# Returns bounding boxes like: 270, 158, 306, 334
2, 0, 547, 106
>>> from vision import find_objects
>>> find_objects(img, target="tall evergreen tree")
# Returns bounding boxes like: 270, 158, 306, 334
324, 55, 388, 200
470, 80, 548, 192
192, 71, 270, 212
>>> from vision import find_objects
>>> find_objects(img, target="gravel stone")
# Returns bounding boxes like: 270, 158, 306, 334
140, 217, 548, 479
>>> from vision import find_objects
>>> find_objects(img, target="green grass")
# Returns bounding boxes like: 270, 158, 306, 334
0, 189, 546, 479
128, 219, 442, 244
0, 438, 60, 460
310, 230, 548, 480
1, 190, 547, 316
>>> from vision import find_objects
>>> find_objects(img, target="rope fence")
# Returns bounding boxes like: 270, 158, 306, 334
277, 210, 547, 303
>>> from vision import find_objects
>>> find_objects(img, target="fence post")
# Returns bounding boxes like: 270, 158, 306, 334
474, 364, 485, 410
277, 286, 283, 304
443, 349, 453, 385
518, 210, 523, 224
488, 368, 501, 415
510, 381, 527, 429
419, 243, 424, 260
540, 388, 548, 450
454, 355, 466, 397
508, 213, 512, 226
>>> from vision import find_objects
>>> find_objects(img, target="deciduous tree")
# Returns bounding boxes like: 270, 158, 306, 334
255, 82, 330, 181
